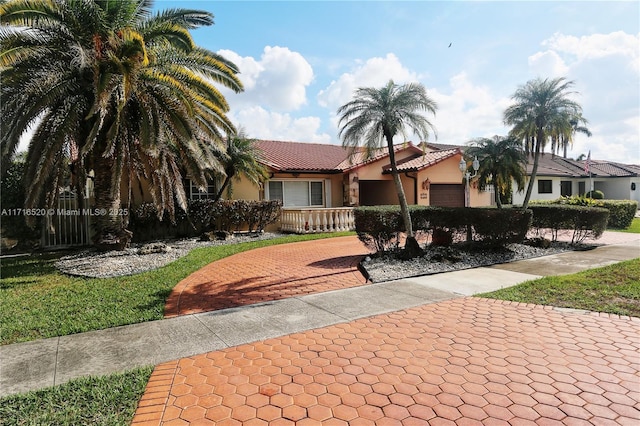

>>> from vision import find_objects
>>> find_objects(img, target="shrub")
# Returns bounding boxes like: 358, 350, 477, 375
0, 154, 41, 247
529, 204, 609, 243
129, 200, 282, 242
585, 189, 604, 199
354, 205, 532, 253
354, 206, 403, 253
542, 197, 637, 229
600, 200, 638, 229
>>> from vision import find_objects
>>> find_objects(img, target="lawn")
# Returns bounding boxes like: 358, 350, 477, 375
478, 258, 640, 317
1, 230, 638, 425
0, 232, 354, 345
611, 216, 640, 233
0, 366, 153, 426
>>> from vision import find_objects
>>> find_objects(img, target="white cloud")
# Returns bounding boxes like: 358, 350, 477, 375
526, 31, 640, 164
542, 31, 640, 72
430, 73, 512, 144
229, 106, 331, 143
317, 53, 420, 110
528, 50, 570, 77
218, 46, 314, 111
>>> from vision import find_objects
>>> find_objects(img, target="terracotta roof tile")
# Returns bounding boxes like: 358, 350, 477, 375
255, 140, 349, 172
382, 148, 461, 172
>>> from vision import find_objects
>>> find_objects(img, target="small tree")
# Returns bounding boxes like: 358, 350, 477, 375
465, 136, 527, 208
337, 80, 437, 258
213, 129, 269, 201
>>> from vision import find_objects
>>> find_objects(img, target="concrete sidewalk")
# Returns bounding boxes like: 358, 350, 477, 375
1, 238, 637, 397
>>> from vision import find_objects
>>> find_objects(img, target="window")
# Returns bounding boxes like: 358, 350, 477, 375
188, 179, 217, 200
560, 181, 572, 197
537, 180, 553, 194
267, 180, 324, 207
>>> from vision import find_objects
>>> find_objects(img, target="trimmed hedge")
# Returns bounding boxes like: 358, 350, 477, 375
534, 197, 638, 229
129, 200, 282, 242
354, 206, 532, 253
528, 204, 609, 244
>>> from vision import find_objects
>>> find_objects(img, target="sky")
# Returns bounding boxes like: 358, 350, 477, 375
16, 1, 638, 164
149, 0, 638, 164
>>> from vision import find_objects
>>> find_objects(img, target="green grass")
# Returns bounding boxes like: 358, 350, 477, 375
0, 232, 354, 345
610, 216, 640, 233
0, 366, 153, 426
478, 258, 640, 317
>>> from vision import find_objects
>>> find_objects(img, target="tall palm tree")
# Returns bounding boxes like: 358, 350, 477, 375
337, 80, 437, 257
550, 112, 592, 158
465, 136, 527, 208
504, 77, 584, 209
0, 0, 243, 249
213, 129, 269, 201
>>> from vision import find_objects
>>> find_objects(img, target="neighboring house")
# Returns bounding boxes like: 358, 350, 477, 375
511, 154, 640, 205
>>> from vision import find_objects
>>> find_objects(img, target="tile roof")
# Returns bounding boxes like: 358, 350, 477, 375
526, 154, 639, 178
338, 143, 424, 171
254, 140, 349, 172
254, 140, 638, 178
382, 148, 461, 172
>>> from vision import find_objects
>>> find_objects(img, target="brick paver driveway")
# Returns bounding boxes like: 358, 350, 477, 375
164, 236, 370, 317
133, 297, 640, 425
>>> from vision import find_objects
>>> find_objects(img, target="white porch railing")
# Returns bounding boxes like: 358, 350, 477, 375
280, 207, 355, 234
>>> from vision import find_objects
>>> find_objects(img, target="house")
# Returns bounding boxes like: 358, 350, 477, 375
233, 139, 492, 207
226, 140, 494, 233
41, 140, 494, 246
511, 154, 640, 205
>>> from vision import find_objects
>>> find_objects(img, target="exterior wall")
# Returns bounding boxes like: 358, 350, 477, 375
229, 176, 261, 201
631, 177, 640, 204
512, 176, 640, 205
265, 172, 344, 207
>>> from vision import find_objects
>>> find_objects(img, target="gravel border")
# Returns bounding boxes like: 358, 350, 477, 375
56, 232, 580, 283
55, 232, 284, 278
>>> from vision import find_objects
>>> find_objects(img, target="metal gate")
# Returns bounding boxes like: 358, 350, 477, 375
42, 189, 92, 248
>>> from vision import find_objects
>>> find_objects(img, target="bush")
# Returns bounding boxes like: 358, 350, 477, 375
0, 154, 41, 247
600, 200, 638, 229
354, 205, 403, 253
540, 197, 638, 229
529, 204, 609, 243
354, 205, 532, 253
585, 190, 604, 199
129, 200, 282, 242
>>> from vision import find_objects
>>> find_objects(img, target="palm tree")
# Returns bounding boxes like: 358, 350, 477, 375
337, 80, 438, 257
504, 77, 584, 209
465, 136, 527, 208
0, 0, 243, 249
213, 129, 269, 201
550, 112, 592, 158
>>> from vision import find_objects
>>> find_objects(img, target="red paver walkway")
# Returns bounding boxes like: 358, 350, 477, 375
164, 236, 370, 318
132, 297, 640, 425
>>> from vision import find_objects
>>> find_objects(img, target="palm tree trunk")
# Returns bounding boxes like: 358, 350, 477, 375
92, 154, 131, 250
521, 135, 542, 209
494, 175, 503, 209
385, 136, 421, 258
214, 175, 232, 201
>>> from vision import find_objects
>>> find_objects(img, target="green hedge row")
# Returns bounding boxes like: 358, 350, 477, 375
129, 200, 282, 242
533, 197, 637, 229
528, 204, 609, 244
354, 206, 532, 253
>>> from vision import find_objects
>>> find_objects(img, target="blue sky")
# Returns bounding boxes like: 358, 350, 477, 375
162, 1, 639, 163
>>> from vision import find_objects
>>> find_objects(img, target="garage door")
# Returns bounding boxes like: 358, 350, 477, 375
430, 184, 464, 207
